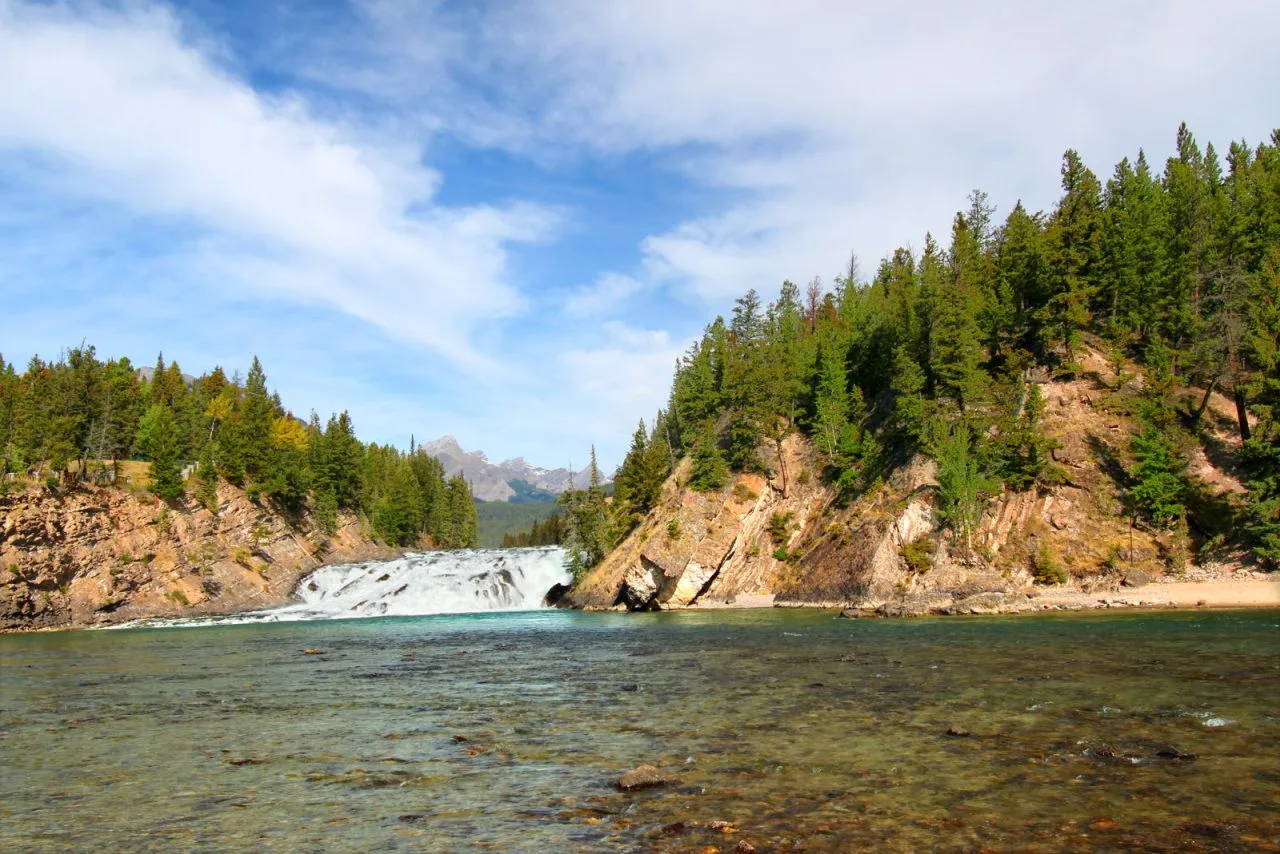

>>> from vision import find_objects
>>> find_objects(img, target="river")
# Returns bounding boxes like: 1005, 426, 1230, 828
1, 551, 1277, 851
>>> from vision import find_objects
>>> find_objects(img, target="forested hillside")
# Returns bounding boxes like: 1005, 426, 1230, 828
558, 124, 1280, 583
0, 351, 477, 549
475, 500, 560, 548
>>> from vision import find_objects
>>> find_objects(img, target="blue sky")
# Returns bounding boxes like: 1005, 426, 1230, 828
2, 0, 1278, 471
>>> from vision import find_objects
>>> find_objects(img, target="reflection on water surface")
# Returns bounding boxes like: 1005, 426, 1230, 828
1, 609, 1277, 851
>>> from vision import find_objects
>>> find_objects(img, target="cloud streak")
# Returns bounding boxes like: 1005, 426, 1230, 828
2, 0, 1278, 470
0, 0, 554, 368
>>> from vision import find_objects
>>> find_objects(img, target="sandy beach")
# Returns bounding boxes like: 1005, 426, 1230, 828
686, 576, 1280, 614
1034, 577, 1280, 610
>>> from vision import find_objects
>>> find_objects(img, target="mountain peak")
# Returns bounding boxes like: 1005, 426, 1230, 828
423, 434, 462, 453
421, 436, 593, 502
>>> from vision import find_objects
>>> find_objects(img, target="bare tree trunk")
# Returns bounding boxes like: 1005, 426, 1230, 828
1235, 388, 1251, 441
1190, 376, 1219, 426
774, 436, 789, 497
1129, 517, 1135, 565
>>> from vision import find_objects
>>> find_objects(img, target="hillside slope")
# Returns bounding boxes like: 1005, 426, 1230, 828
567, 347, 1276, 614
1, 481, 395, 631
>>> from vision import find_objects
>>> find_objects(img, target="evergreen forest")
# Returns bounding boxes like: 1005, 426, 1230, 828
556, 124, 1280, 576
0, 351, 477, 549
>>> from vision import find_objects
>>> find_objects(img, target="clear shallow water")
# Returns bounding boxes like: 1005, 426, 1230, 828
2, 609, 1278, 852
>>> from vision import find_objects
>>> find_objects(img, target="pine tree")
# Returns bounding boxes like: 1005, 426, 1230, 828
812, 342, 850, 462
374, 461, 425, 546
1100, 152, 1168, 337
890, 345, 929, 448
444, 474, 478, 548
929, 213, 988, 409
1041, 149, 1103, 361
558, 448, 611, 574
640, 414, 673, 504
613, 420, 650, 517
933, 424, 989, 553
240, 357, 274, 484
991, 202, 1047, 358
195, 442, 218, 512
1127, 428, 1187, 528
137, 404, 183, 500
265, 415, 310, 510
688, 422, 730, 492
1161, 123, 1218, 351
315, 488, 339, 537
322, 412, 363, 508
987, 380, 1052, 491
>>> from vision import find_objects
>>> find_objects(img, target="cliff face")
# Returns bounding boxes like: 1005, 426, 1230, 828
567, 435, 831, 610
0, 482, 395, 631
569, 347, 1260, 613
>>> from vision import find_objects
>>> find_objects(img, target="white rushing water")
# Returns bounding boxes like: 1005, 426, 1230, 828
270, 547, 574, 621
108, 547, 573, 628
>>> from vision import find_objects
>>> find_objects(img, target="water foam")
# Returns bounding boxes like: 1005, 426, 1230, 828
108, 547, 573, 629
275, 547, 573, 620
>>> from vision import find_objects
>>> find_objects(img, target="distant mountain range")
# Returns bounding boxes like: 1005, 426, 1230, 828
421, 435, 597, 503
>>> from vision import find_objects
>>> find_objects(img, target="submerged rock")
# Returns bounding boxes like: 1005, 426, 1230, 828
1154, 745, 1197, 762
618, 765, 667, 791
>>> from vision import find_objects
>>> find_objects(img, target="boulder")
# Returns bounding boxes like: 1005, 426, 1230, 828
617, 764, 667, 791
1122, 568, 1151, 588
620, 558, 665, 610
542, 582, 570, 607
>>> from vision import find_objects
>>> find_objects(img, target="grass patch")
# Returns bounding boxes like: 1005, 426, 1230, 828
900, 535, 937, 574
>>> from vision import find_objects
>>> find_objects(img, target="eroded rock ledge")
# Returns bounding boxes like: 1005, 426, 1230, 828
1, 482, 395, 631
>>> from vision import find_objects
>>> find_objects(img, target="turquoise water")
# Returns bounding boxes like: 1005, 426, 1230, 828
1, 609, 1277, 852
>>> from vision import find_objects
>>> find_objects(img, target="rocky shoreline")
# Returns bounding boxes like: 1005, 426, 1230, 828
675, 572, 1280, 617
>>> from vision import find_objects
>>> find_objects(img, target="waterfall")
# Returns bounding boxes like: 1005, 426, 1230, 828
265, 547, 573, 621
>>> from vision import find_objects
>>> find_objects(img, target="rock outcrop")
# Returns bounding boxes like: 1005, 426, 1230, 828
567, 435, 829, 610
0, 481, 395, 631
569, 344, 1260, 613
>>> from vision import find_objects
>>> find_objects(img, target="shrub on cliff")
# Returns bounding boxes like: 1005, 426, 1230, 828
1032, 543, 1067, 584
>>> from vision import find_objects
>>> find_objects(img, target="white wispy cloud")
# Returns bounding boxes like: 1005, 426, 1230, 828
563, 273, 643, 318
3, 0, 1277, 470
479, 0, 1280, 298
0, 0, 554, 368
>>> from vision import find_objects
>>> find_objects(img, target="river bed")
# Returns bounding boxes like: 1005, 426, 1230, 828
2, 607, 1278, 851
